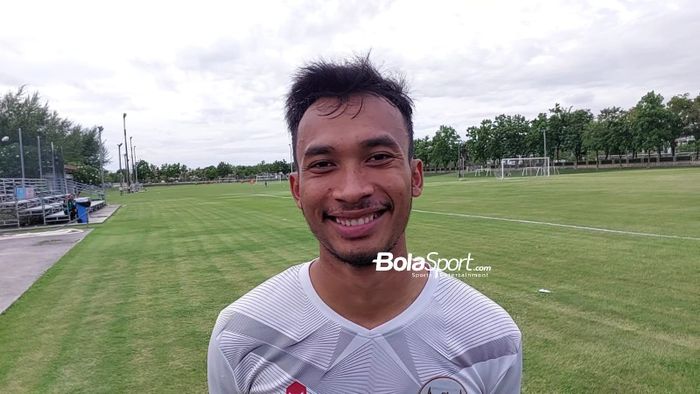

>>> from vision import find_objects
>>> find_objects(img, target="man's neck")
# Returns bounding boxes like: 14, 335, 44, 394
308, 240, 429, 330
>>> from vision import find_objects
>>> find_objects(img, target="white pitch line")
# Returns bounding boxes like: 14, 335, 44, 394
412, 209, 700, 241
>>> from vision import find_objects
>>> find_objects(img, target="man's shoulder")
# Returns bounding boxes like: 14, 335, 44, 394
426, 273, 521, 358
211, 262, 325, 342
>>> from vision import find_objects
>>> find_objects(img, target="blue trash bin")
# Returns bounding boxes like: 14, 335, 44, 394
75, 197, 91, 223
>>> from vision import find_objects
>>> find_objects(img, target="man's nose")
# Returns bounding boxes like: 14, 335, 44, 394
332, 166, 373, 203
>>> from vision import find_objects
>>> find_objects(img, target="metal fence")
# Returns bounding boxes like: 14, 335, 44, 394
0, 177, 105, 228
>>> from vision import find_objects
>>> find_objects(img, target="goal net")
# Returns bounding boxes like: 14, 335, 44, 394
255, 173, 283, 183
498, 157, 551, 179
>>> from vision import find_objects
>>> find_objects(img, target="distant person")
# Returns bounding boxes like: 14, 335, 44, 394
208, 56, 522, 393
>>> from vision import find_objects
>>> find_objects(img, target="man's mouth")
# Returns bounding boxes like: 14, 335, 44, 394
332, 212, 382, 227
324, 208, 389, 227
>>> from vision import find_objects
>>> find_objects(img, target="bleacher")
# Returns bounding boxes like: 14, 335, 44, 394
0, 178, 107, 228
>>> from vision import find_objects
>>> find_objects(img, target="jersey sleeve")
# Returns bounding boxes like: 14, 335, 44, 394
208, 331, 240, 394
489, 339, 522, 394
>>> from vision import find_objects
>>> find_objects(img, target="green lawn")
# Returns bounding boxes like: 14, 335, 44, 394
0, 168, 698, 393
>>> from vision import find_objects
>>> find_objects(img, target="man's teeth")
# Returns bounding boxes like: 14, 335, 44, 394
335, 213, 378, 227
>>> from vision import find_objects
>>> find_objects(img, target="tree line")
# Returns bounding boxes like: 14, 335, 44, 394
0, 87, 107, 184
111, 159, 292, 184
3, 87, 698, 186
414, 91, 699, 170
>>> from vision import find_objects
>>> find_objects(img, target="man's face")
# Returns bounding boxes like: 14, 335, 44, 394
289, 94, 423, 267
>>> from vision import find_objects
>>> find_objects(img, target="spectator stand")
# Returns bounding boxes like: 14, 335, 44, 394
0, 177, 106, 229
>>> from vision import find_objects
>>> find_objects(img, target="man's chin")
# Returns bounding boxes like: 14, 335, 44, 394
334, 252, 379, 268
328, 242, 400, 269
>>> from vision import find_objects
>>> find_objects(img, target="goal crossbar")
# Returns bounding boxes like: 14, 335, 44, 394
499, 157, 551, 179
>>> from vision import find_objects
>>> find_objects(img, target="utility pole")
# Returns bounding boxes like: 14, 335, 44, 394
98, 126, 105, 187
543, 127, 549, 176
129, 136, 136, 187
51, 142, 57, 192
123, 113, 131, 191
117, 143, 124, 191
133, 145, 139, 185
37, 136, 43, 179
18, 128, 26, 188
37, 136, 46, 225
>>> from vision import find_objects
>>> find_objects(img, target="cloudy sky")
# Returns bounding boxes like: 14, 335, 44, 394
2, 0, 698, 170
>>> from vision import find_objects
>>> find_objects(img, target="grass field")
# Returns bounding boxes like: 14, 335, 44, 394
0, 167, 698, 393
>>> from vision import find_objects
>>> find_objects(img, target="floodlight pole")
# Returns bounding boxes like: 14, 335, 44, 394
123, 113, 131, 191
51, 142, 57, 192
288, 143, 294, 173
18, 128, 26, 188
543, 127, 549, 176
117, 143, 123, 189
37, 135, 46, 225
60, 146, 68, 194
98, 126, 104, 187
129, 136, 139, 185
133, 143, 139, 185
129, 136, 134, 186
37, 135, 43, 179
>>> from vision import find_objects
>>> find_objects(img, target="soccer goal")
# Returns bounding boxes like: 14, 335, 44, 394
255, 173, 284, 183
498, 157, 551, 179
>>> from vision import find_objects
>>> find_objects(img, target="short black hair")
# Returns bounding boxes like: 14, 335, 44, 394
285, 56, 414, 166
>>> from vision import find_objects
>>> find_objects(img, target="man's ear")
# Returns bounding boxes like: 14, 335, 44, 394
289, 171, 303, 209
411, 159, 423, 197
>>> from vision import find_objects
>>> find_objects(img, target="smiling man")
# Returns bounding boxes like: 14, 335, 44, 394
208, 57, 522, 394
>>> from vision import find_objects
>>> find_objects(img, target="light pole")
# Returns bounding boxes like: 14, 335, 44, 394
36, 134, 46, 225
18, 128, 26, 188
123, 113, 131, 191
129, 136, 135, 186
117, 143, 123, 190
37, 135, 43, 179
288, 143, 294, 173
51, 142, 57, 192
543, 127, 549, 176
133, 145, 139, 185
98, 126, 104, 187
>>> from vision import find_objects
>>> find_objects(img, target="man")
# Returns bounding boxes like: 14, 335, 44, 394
208, 57, 522, 393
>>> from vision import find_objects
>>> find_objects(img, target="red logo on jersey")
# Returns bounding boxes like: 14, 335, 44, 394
287, 381, 307, 394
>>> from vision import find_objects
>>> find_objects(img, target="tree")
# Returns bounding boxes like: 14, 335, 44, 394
668, 93, 700, 159
269, 159, 291, 175
632, 91, 682, 163
204, 165, 218, 180
466, 120, 494, 165
528, 113, 550, 158
597, 107, 629, 166
216, 161, 233, 178
136, 160, 156, 183
562, 109, 593, 167
583, 119, 605, 168
547, 103, 570, 161
413, 136, 432, 168
73, 165, 101, 185
430, 125, 461, 169
0, 87, 107, 179
492, 114, 530, 159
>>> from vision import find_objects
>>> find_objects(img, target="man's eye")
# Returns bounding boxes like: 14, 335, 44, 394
309, 161, 334, 169
369, 153, 392, 162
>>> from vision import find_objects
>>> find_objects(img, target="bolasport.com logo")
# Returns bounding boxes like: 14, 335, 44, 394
374, 252, 492, 278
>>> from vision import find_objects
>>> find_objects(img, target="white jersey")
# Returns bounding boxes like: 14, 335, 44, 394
208, 261, 522, 394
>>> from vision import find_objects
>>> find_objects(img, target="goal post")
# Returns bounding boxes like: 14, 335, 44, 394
499, 157, 551, 179
255, 173, 284, 183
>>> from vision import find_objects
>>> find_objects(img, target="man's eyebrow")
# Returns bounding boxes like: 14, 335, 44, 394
303, 144, 335, 158
361, 135, 402, 151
